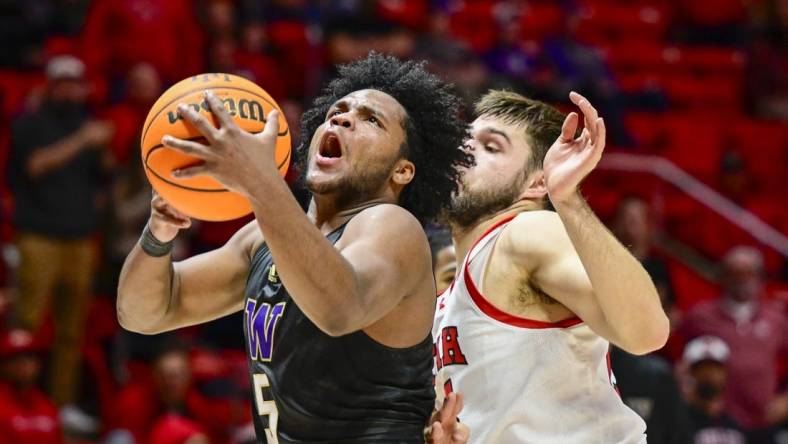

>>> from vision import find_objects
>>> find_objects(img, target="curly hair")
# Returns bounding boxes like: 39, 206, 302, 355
298, 52, 471, 224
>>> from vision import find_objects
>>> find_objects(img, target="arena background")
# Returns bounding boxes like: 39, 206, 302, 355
0, 1, 786, 443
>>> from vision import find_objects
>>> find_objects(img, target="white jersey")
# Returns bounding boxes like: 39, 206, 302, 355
432, 216, 647, 444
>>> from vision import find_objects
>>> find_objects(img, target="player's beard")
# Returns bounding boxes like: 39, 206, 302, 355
306, 154, 398, 209
442, 170, 527, 230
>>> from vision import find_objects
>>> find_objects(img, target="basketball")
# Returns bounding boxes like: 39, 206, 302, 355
140, 73, 291, 221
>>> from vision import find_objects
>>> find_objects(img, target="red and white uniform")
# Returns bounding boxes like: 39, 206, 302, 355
433, 217, 647, 444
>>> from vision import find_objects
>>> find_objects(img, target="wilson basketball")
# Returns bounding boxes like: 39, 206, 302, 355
140, 73, 291, 221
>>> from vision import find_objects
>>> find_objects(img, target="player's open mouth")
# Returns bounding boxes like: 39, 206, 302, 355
316, 132, 343, 166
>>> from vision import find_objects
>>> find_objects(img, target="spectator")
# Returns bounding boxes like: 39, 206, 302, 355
681, 335, 747, 444
427, 227, 455, 295
613, 197, 677, 325
0, 329, 61, 444
149, 413, 210, 444
680, 246, 788, 436
8, 55, 113, 407
101, 63, 162, 166
542, 12, 634, 146
108, 343, 235, 444
80, 0, 203, 84
611, 345, 692, 444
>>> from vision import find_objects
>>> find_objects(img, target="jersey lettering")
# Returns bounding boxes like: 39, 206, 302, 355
433, 326, 468, 369
245, 300, 286, 362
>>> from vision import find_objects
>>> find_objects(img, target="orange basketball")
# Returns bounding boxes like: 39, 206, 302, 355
141, 73, 291, 221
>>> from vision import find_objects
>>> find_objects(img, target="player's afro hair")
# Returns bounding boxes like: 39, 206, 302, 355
298, 52, 471, 224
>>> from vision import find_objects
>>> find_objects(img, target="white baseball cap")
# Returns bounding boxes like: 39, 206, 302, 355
46, 55, 85, 81
683, 335, 730, 366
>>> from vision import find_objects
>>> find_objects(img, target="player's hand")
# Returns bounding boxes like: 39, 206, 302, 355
426, 392, 469, 444
542, 91, 606, 206
161, 91, 280, 197
149, 191, 191, 243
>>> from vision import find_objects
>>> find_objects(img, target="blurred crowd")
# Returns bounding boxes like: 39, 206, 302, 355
0, 0, 785, 443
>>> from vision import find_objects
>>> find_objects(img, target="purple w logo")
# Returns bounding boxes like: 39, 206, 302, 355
245, 300, 286, 362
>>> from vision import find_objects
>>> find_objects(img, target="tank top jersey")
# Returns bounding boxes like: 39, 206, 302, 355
432, 216, 648, 444
243, 221, 434, 443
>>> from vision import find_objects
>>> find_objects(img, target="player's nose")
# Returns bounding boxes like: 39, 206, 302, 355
330, 112, 354, 130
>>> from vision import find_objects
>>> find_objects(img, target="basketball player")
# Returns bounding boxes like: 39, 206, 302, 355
434, 90, 670, 443
118, 54, 470, 443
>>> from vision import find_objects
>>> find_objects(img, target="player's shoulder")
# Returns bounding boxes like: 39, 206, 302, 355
229, 220, 264, 261
347, 203, 424, 237
502, 210, 570, 255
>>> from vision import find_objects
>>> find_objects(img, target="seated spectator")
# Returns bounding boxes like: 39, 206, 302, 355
0, 329, 61, 444
149, 414, 210, 444
681, 335, 747, 444
80, 0, 203, 83
613, 197, 678, 326
611, 344, 692, 444
427, 227, 456, 295
107, 343, 235, 444
680, 246, 788, 437
101, 63, 162, 166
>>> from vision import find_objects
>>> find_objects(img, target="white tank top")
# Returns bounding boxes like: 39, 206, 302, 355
432, 216, 647, 444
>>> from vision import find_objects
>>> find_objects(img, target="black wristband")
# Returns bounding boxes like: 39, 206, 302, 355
140, 222, 173, 257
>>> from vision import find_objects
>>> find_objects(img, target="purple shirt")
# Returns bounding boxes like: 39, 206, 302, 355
680, 299, 788, 429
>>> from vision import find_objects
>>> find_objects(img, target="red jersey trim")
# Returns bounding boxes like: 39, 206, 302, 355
462, 215, 583, 329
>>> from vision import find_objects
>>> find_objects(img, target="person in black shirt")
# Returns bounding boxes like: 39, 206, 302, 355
8, 55, 113, 406
118, 54, 471, 443
682, 336, 747, 444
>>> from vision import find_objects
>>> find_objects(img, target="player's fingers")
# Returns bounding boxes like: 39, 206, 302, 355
453, 423, 470, 444
177, 103, 218, 143
569, 91, 598, 135
438, 393, 457, 424
204, 91, 236, 130
455, 392, 465, 417
151, 208, 191, 229
162, 135, 211, 157
430, 422, 445, 443
561, 112, 579, 142
172, 163, 210, 179
260, 109, 280, 140
594, 117, 606, 152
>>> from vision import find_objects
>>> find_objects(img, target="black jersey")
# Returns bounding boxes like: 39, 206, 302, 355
243, 223, 434, 443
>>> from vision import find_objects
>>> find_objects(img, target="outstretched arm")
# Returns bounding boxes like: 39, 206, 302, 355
510, 92, 668, 354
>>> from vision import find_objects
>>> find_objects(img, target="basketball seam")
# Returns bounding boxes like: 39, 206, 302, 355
144, 137, 292, 193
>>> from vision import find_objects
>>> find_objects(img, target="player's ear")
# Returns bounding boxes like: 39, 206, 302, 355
522, 169, 547, 200
392, 159, 415, 186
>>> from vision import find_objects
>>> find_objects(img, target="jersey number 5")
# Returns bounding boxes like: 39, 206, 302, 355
253, 373, 279, 443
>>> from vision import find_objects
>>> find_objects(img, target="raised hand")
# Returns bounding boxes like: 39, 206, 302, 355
161, 91, 280, 197
426, 392, 469, 444
542, 91, 606, 206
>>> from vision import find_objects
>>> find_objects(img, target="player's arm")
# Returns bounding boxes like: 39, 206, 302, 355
504, 211, 668, 355
162, 92, 432, 340
117, 194, 256, 334
253, 197, 430, 339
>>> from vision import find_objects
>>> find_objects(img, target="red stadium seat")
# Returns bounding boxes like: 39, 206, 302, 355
448, 2, 497, 52
519, 3, 564, 41
575, 3, 670, 44
667, 259, 719, 311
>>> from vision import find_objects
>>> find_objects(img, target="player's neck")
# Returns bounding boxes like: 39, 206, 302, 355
308, 195, 392, 234
451, 200, 537, 269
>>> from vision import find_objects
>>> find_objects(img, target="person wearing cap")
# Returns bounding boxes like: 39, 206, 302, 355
0, 329, 61, 444
679, 246, 788, 440
681, 335, 746, 444
7, 54, 114, 407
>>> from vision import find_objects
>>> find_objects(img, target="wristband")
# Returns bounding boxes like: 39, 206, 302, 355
140, 222, 173, 257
